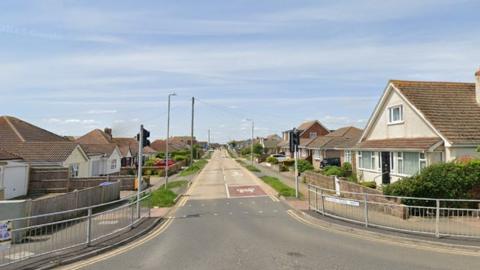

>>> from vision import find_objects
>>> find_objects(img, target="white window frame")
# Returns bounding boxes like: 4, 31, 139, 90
111, 159, 117, 170
344, 150, 352, 163
390, 152, 395, 172
309, 132, 317, 139
371, 152, 377, 171
419, 152, 427, 170
358, 151, 363, 168
397, 152, 404, 174
388, 105, 404, 124
70, 163, 79, 178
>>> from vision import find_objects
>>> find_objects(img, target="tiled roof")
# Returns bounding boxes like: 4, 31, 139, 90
76, 129, 112, 144
306, 126, 363, 149
355, 137, 442, 151
392, 80, 480, 145
143, 146, 157, 154
3, 142, 80, 163
112, 137, 138, 156
150, 140, 186, 152
297, 120, 318, 131
80, 144, 117, 157
0, 116, 67, 147
0, 148, 21, 160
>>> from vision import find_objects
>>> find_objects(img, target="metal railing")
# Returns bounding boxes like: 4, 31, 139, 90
307, 184, 480, 239
0, 191, 152, 267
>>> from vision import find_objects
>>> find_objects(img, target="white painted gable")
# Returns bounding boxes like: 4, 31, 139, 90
365, 87, 439, 140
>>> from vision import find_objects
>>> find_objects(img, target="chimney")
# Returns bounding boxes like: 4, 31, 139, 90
476, 68, 480, 104
104, 128, 113, 140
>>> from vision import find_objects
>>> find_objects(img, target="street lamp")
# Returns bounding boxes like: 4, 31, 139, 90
245, 119, 254, 165
165, 92, 177, 189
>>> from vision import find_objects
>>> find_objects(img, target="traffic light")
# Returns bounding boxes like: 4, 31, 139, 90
289, 128, 300, 153
137, 127, 151, 147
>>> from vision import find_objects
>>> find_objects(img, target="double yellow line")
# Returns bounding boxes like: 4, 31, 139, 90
286, 210, 480, 257
63, 196, 191, 269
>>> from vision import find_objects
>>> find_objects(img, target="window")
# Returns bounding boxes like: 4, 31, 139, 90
69, 164, 79, 178
359, 151, 372, 170
344, 150, 352, 163
358, 152, 362, 168
309, 132, 317, 139
397, 152, 404, 174
371, 152, 377, 170
111, 159, 117, 170
419, 153, 427, 170
388, 105, 403, 124
313, 150, 321, 160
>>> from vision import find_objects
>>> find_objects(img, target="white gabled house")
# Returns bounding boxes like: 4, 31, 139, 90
80, 144, 122, 176
355, 70, 480, 186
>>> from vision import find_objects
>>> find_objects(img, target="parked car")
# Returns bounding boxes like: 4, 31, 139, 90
270, 154, 287, 162
154, 159, 176, 168
320, 158, 341, 168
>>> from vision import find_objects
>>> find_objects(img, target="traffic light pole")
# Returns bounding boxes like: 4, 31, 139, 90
294, 144, 299, 198
137, 125, 144, 219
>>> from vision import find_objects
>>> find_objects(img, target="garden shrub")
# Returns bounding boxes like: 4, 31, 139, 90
323, 166, 342, 176
266, 156, 279, 164
383, 160, 480, 203
360, 181, 376, 189
340, 162, 352, 177
282, 160, 295, 167
297, 159, 314, 173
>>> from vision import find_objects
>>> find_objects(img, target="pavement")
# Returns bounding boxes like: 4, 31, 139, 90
59, 149, 480, 270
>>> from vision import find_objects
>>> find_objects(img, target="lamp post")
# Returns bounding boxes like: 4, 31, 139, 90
246, 119, 254, 165
165, 92, 176, 189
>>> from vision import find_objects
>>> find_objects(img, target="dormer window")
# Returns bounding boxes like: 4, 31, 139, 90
388, 105, 403, 124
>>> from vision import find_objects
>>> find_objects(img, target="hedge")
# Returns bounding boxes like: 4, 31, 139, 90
383, 160, 480, 205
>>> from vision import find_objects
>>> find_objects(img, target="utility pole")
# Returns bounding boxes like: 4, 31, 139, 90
165, 92, 176, 189
246, 119, 254, 165
137, 125, 144, 218
190, 97, 195, 165
251, 120, 254, 165
208, 129, 211, 149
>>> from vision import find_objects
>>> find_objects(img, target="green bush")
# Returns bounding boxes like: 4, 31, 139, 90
282, 160, 295, 167
360, 181, 376, 189
297, 159, 314, 173
383, 160, 480, 203
279, 164, 289, 172
173, 155, 188, 162
323, 166, 342, 176
340, 162, 353, 177
266, 156, 279, 164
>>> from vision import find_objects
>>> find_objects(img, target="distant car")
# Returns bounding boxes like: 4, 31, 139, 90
320, 158, 341, 168
270, 154, 287, 162
154, 159, 176, 168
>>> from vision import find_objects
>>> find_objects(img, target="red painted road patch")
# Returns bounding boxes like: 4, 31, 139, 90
228, 185, 267, 198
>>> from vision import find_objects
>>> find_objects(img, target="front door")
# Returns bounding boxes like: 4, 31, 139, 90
381, 152, 391, 184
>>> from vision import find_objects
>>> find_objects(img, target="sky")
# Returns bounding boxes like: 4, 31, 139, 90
1, 0, 479, 143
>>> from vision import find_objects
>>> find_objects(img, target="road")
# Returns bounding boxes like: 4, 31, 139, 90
71, 150, 480, 270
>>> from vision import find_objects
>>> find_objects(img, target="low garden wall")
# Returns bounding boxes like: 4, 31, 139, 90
304, 171, 407, 219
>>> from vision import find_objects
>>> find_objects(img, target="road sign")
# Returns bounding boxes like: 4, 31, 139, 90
325, 196, 360, 207
0, 221, 12, 252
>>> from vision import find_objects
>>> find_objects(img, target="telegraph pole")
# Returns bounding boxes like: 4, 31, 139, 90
165, 92, 176, 189
208, 129, 211, 149
190, 97, 195, 165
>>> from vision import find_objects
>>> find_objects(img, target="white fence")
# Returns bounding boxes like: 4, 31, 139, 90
0, 191, 151, 267
308, 184, 480, 239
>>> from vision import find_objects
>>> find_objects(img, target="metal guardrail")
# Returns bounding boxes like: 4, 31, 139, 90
307, 184, 480, 239
0, 191, 152, 267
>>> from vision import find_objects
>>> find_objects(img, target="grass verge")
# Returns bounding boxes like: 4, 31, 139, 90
179, 159, 208, 177
235, 159, 260, 172
260, 176, 299, 197
147, 180, 189, 207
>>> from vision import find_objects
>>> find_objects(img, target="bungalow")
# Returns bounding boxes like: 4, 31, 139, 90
306, 126, 363, 170
0, 116, 90, 178
279, 120, 330, 158
355, 71, 480, 186
80, 144, 122, 176
259, 134, 282, 155
76, 128, 154, 168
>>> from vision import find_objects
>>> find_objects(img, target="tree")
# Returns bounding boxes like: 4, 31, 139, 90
252, 143, 264, 155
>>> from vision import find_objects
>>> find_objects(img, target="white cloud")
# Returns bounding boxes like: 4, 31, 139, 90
87, 109, 118, 114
